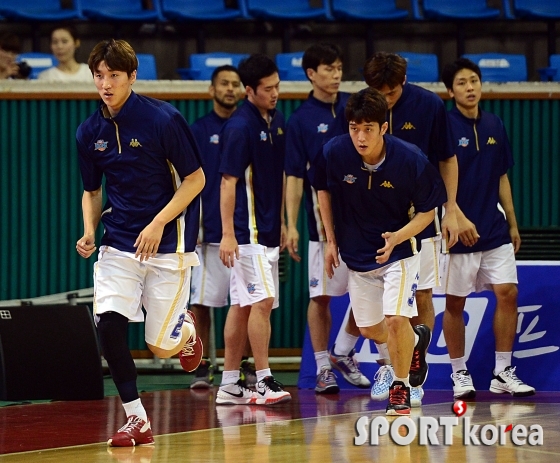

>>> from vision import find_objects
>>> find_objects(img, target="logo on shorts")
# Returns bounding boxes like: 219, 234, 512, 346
170, 313, 185, 339
94, 139, 108, 151
247, 283, 256, 294
407, 273, 419, 307
190, 285, 196, 296
310, 277, 319, 288
210, 134, 219, 144
343, 174, 357, 184
317, 123, 328, 133
458, 137, 469, 147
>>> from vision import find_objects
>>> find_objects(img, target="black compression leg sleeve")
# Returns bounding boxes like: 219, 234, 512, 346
97, 312, 139, 403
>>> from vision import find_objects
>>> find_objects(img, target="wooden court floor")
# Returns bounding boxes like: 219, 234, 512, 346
1, 387, 559, 462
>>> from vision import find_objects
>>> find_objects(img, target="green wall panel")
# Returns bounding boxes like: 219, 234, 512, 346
1, 96, 558, 351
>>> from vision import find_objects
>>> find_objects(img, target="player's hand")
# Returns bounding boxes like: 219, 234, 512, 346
286, 225, 301, 262
134, 222, 164, 262
376, 232, 398, 265
456, 210, 479, 247
324, 242, 339, 278
220, 235, 239, 268
510, 227, 521, 253
76, 234, 97, 258
441, 208, 459, 249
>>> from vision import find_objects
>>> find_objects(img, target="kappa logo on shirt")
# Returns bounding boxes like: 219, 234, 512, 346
209, 134, 220, 144
458, 137, 469, 147
317, 123, 329, 133
94, 139, 108, 151
380, 180, 394, 189
401, 122, 416, 130
260, 131, 268, 141
343, 174, 357, 184
487, 137, 497, 145
130, 139, 142, 148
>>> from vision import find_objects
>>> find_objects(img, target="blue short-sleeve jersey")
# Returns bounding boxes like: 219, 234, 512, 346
447, 106, 514, 254
285, 91, 350, 241
191, 110, 229, 244
309, 134, 447, 272
219, 99, 285, 247
388, 82, 454, 240
76, 92, 202, 254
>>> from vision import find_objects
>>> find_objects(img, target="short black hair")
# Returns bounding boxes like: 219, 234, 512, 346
302, 43, 343, 81
345, 88, 387, 127
441, 58, 482, 90
88, 39, 138, 77
211, 64, 239, 86
0, 32, 21, 54
237, 53, 278, 92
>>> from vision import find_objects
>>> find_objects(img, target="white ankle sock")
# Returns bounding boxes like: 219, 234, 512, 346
375, 342, 391, 364
123, 398, 148, 422
393, 375, 410, 387
221, 370, 240, 385
256, 368, 272, 383
334, 331, 359, 356
450, 356, 468, 374
494, 351, 512, 375
314, 350, 330, 375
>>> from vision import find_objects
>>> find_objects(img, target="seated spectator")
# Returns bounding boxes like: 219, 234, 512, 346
37, 25, 91, 82
0, 32, 29, 80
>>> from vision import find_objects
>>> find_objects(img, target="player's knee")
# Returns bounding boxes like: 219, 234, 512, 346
97, 312, 136, 383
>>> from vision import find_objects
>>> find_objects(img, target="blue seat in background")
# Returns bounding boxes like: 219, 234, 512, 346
79, 0, 162, 22
160, 0, 245, 21
276, 52, 306, 81
547, 55, 560, 82
177, 53, 249, 80
136, 54, 158, 80
241, 0, 332, 20
16, 53, 58, 79
397, 52, 439, 83
330, 0, 410, 59
510, 1, 560, 56
0, 0, 82, 21
463, 53, 527, 82
414, 0, 505, 56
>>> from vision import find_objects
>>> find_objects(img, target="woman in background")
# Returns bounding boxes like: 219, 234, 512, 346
37, 24, 91, 82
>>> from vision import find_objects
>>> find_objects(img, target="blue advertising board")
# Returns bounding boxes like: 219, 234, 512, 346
298, 262, 560, 391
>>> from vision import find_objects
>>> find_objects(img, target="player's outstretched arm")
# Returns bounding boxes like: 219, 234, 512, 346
76, 187, 102, 259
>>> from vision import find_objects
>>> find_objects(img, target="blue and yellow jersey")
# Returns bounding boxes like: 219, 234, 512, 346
191, 110, 229, 244
285, 91, 350, 242
219, 99, 285, 247
309, 134, 447, 272
76, 91, 202, 254
447, 106, 514, 254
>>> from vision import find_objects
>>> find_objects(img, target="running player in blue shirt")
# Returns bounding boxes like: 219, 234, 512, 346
216, 54, 291, 405
285, 43, 369, 394
440, 58, 535, 399
188, 65, 248, 389
76, 39, 204, 446
363, 52, 460, 405
309, 88, 446, 415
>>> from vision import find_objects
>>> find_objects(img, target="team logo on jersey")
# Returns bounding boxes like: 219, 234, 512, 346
380, 180, 394, 188
458, 137, 469, 147
343, 174, 357, 184
310, 277, 319, 288
277, 127, 284, 135
130, 139, 142, 148
170, 313, 185, 339
94, 139, 108, 151
401, 122, 416, 130
487, 137, 497, 145
260, 131, 268, 141
317, 123, 329, 133
209, 134, 219, 144
247, 283, 256, 294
